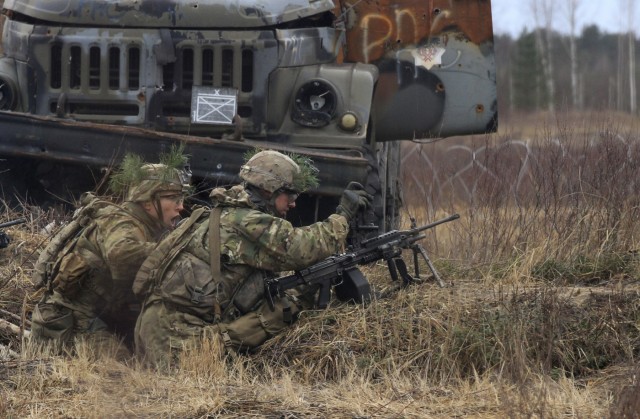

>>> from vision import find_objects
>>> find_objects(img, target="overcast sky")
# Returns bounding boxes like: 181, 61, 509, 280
491, 0, 639, 37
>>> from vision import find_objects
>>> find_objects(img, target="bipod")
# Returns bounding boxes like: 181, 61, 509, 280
411, 242, 447, 287
408, 216, 447, 288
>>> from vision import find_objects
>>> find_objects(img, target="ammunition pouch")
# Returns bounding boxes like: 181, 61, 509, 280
221, 297, 298, 351
158, 253, 218, 319
233, 271, 266, 315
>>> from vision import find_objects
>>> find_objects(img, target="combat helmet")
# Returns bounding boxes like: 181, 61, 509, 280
109, 147, 191, 202
126, 163, 191, 202
239, 150, 318, 194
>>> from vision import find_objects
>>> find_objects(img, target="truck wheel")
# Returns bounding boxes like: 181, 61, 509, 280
364, 141, 402, 233
376, 141, 402, 231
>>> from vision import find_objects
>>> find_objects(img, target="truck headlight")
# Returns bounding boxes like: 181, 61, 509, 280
291, 80, 336, 128
0, 76, 17, 111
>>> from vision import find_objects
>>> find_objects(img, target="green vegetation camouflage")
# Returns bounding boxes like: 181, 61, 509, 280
109, 149, 191, 202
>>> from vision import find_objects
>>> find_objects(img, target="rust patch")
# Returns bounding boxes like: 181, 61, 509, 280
336, 0, 494, 64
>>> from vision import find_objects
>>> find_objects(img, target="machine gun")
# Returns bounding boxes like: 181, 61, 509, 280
265, 213, 460, 310
0, 218, 27, 249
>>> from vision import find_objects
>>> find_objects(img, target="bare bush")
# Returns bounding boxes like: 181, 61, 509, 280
0, 112, 638, 417
403, 113, 640, 276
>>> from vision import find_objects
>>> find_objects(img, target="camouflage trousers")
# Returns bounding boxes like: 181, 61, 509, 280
134, 297, 299, 370
30, 291, 130, 359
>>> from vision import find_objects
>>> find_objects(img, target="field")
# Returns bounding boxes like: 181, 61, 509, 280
1, 111, 639, 417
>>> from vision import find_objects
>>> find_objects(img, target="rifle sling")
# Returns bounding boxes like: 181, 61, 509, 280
208, 207, 223, 320
208, 207, 222, 279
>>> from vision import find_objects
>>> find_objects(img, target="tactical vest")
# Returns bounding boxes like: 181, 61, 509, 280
133, 207, 208, 297
134, 206, 268, 322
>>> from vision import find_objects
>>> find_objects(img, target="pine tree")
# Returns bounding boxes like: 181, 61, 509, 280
512, 31, 546, 111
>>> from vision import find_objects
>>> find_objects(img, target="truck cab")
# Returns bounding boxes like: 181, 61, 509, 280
0, 0, 497, 228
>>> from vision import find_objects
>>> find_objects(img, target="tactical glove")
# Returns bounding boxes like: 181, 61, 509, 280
336, 182, 373, 221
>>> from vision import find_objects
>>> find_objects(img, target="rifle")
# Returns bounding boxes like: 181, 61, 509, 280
265, 213, 460, 310
0, 218, 27, 249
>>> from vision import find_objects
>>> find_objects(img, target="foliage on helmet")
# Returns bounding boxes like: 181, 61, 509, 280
241, 149, 318, 194
288, 154, 319, 192
159, 144, 192, 186
109, 153, 146, 197
109, 144, 191, 202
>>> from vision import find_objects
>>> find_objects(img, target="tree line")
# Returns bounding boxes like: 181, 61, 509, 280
494, 25, 638, 115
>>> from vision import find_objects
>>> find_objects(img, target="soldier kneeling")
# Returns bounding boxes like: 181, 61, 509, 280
31, 151, 191, 356
133, 150, 372, 369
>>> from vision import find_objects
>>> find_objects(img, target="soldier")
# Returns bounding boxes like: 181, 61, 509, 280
134, 150, 372, 369
31, 151, 191, 355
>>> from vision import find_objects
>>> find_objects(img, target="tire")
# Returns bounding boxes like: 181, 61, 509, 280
364, 123, 403, 232
376, 141, 402, 231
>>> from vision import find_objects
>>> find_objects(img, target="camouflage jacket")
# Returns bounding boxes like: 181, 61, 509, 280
146, 184, 349, 320
49, 200, 168, 318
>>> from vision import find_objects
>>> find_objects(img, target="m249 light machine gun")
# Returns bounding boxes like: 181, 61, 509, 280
0, 218, 27, 249
265, 214, 460, 310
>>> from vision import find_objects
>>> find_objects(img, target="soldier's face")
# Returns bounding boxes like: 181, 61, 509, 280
274, 191, 297, 217
159, 194, 185, 226
144, 194, 184, 227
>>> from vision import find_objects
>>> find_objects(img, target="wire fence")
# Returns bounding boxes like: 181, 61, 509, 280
401, 133, 640, 212
400, 133, 640, 261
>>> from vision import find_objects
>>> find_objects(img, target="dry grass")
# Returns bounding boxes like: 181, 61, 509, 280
0, 323, 625, 418
1, 111, 640, 417
1, 243, 637, 417
496, 110, 640, 141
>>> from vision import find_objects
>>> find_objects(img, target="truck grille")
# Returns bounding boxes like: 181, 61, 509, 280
49, 45, 253, 93
50, 44, 143, 93
44, 32, 273, 133
164, 47, 254, 92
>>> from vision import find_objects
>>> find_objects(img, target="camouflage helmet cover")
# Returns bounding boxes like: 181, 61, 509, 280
239, 150, 319, 193
109, 148, 191, 202
127, 163, 191, 202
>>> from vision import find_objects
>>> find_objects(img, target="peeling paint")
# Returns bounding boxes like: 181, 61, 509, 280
336, 0, 494, 64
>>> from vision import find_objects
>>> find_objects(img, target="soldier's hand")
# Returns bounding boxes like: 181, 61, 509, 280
346, 182, 373, 209
336, 182, 373, 221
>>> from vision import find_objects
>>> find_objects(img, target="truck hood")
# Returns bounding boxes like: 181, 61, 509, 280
3, 0, 336, 27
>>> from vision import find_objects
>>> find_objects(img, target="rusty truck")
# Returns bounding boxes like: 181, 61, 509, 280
0, 0, 496, 228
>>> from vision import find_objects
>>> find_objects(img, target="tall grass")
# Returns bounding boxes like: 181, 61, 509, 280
403, 113, 640, 283
0, 112, 639, 417
257, 273, 639, 382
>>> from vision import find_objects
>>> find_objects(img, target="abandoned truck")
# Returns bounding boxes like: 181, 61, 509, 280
0, 0, 496, 228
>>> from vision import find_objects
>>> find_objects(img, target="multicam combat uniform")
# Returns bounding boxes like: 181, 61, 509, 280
31, 199, 169, 351
135, 184, 349, 368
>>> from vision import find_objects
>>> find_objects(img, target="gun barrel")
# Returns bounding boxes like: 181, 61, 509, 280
0, 218, 27, 229
410, 213, 460, 234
